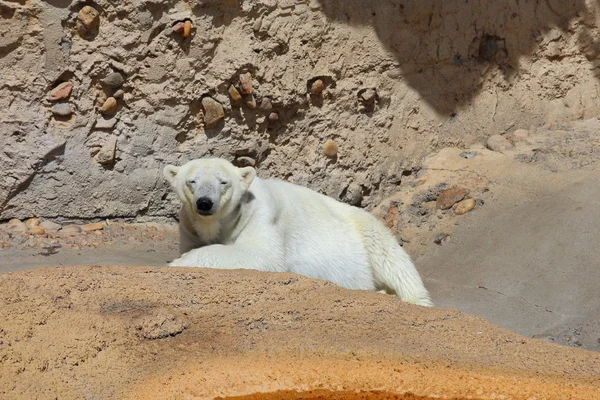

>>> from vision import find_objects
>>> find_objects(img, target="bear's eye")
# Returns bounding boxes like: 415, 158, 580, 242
187, 179, 196, 185
220, 180, 228, 185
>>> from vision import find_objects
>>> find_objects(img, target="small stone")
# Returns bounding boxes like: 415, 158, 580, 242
486, 134, 513, 152
236, 156, 256, 167
95, 117, 117, 129
7, 219, 27, 233
30, 227, 46, 235
182, 20, 192, 38
434, 233, 450, 245
100, 97, 117, 115
78, 6, 100, 28
60, 225, 82, 235
268, 112, 279, 122
113, 89, 124, 99
101, 73, 125, 88
344, 183, 363, 206
436, 187, 469, 210
252, 18, 262, 32
82, 222, 104, 232
310, 79, 324, 96
323, 139, 338, 157
77, 5, 100, 37
228, 85, 242, 104
459, 151, 478, 159
25, 218, 40, 229
454, 198, 476, 215
201, 97, 225, 128
48, 82, 73, 101
360, 88, 377, 103
51, 103, 73, 117
95, 136, 117, 165
511, 129, 529, 142
245, 94, 257, 109
239, 72, 253, 95
172, 22, 185, 34
39, 221, 61, 231
259, 97, 272, 110
95, 91, 108, 107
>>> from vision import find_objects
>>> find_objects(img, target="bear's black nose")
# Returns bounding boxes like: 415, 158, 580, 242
196, 197, 214, 214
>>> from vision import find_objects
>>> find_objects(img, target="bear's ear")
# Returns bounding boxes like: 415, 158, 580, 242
163, 165, 180, 184
239, 166, 256, 189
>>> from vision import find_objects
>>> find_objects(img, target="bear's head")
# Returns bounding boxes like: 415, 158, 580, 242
163, 158, 256, 219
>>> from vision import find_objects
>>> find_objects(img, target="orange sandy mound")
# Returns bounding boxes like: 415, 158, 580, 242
0, 266, 598, 399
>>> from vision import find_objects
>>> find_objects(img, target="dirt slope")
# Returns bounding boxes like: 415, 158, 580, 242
1, 266, 598, 400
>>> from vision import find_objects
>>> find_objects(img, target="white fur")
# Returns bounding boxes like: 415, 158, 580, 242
164, 158, 433, 307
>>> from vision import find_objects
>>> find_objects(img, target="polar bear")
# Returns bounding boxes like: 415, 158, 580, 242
163, 158, 433, 307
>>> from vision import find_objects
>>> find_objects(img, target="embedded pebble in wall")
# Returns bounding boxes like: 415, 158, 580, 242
51, 103, 73, 117
201, 97, 225, 128
252, 18, 262, 32
39, 221, 61, 231
101, 72, 124, 88
95, 136, 117, 165
82, 223, 105, 232
245, 94, 256, 109
268, 112, 279, 122
95, 117, 117, 129
311, 79, 324, 96
344, 183, 363, 207
48, 82, 73, 101
239, 72, 253, 94
77, 5, 100, 38
359, 88, 377, 112
236, 156, 256, 167
7, 219, 27, 233
183, 20, 192, 38
228, 85, 242, 104
100, 97, 117, 115
95, 91, 108, 107
113, 89, 124, 99
360, 88, 377, 103
30, 227, 45, 235
61, 225, 82, 235
259, 97, 272, 110
172, 22, 185, 34
25, 218, 40, 229
323, 139, 338, 157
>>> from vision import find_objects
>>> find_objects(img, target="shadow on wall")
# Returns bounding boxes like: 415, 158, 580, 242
317, 0, 600, 116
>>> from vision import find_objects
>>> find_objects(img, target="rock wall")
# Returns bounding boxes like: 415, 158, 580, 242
2, 0, 600, 220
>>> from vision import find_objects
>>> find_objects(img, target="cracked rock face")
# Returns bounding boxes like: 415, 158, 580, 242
2, 0, 600, 220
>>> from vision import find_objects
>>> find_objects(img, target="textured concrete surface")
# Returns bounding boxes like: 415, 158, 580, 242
4, 0, 600, 220
0, 266, 599, 400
